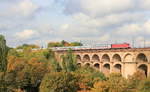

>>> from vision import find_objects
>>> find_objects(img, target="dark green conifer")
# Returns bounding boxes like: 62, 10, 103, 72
0, 35, 9, 72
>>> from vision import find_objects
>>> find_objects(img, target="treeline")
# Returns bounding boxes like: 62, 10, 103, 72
15, 40, 83, 49
47, 40, 83, 47
0, 35, 150, 92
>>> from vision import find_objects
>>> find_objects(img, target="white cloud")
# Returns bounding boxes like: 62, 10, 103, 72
143, 21, 150, 34
71, 13, 101, 28
115, 20, 150, 36
70, 12, 147, 30
12, 0, 38, 16
99, 34, 110, 41
61, 24, 70, 30
115, 24, 142, 36
16, 29, 36, 39
17, 0, 38, 16
65, 0, 135, 16
139, 0, 150, 10
0, 0, 39, 17
81, 0, 134, 16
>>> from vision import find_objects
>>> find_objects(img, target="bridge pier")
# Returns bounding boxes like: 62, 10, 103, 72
148, 63, 150, 77
123, 62, 137, 78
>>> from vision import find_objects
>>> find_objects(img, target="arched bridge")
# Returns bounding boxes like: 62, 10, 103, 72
54, 48, 150, 78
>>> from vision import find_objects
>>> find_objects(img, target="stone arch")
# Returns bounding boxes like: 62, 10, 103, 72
112, 54, 121, 62
92, 54, 100, 62
136, 53, 148, 62
113, 64, 122, 73
137, 64, 148, 77
93, 63, 100, 69
84, 62, 91, 67
124, 53, 133, 62
102, 63, 110, 76
76, 55, 82, 62
77, 62, 82, 67
83, 54, 90, 62
101, 54, 110, 62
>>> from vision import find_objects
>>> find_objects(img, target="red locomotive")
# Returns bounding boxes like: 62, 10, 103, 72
111, 43, 131, 49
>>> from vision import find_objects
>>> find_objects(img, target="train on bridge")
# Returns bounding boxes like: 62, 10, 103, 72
52, 43, 131, 51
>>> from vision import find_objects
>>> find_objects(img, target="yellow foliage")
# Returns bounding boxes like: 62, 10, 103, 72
7, 56, 27, 71
91, 81, 108, 92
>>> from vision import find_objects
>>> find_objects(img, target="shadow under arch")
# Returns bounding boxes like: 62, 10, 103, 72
101, 54, 110, 62
136, 53, 148, 62
113, 64, 122, 73
84, 63, 91, 67
92, 54, 100, 62
137, 64, 148, 77
102, 63, 110, 76
112, 54, 121, 62
124, 53, 133, 62
76, 55, 82, 62
93, 63, 100, 69
83, 54, 90, 62
77, 62, 82, 67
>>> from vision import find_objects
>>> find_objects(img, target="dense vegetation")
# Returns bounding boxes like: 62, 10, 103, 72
0, 35, 150, 92
48, 40, 83, 47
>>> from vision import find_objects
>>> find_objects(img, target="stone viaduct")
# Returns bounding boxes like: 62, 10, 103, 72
54, 48, 150, 78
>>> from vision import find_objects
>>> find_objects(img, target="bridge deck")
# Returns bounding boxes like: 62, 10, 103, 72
54, 48, 150, 52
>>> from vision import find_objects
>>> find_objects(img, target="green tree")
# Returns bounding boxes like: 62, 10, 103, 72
8, 48, 21, 57
0, 35, 9, 72
61, 49, 77, 72
49, 58, 62, 72
138, 78, 150, 92
40, 72, 79, 92
127, 71, 146, 92
107, 73, 128, 92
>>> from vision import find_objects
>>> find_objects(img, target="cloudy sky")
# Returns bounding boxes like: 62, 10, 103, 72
1, 0, 150, 47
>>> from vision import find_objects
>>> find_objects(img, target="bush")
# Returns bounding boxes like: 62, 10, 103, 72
40, 72, 80, 92
138, 78, 150, 92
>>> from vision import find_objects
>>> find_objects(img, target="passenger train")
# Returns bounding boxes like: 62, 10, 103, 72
52, 43, 131, 51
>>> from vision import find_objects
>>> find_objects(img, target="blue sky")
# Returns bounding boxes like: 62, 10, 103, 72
1, 0, 150, 47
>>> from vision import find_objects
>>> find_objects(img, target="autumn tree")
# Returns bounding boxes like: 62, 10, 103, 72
91, 81, 108, 92
75, 66, 106, 91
